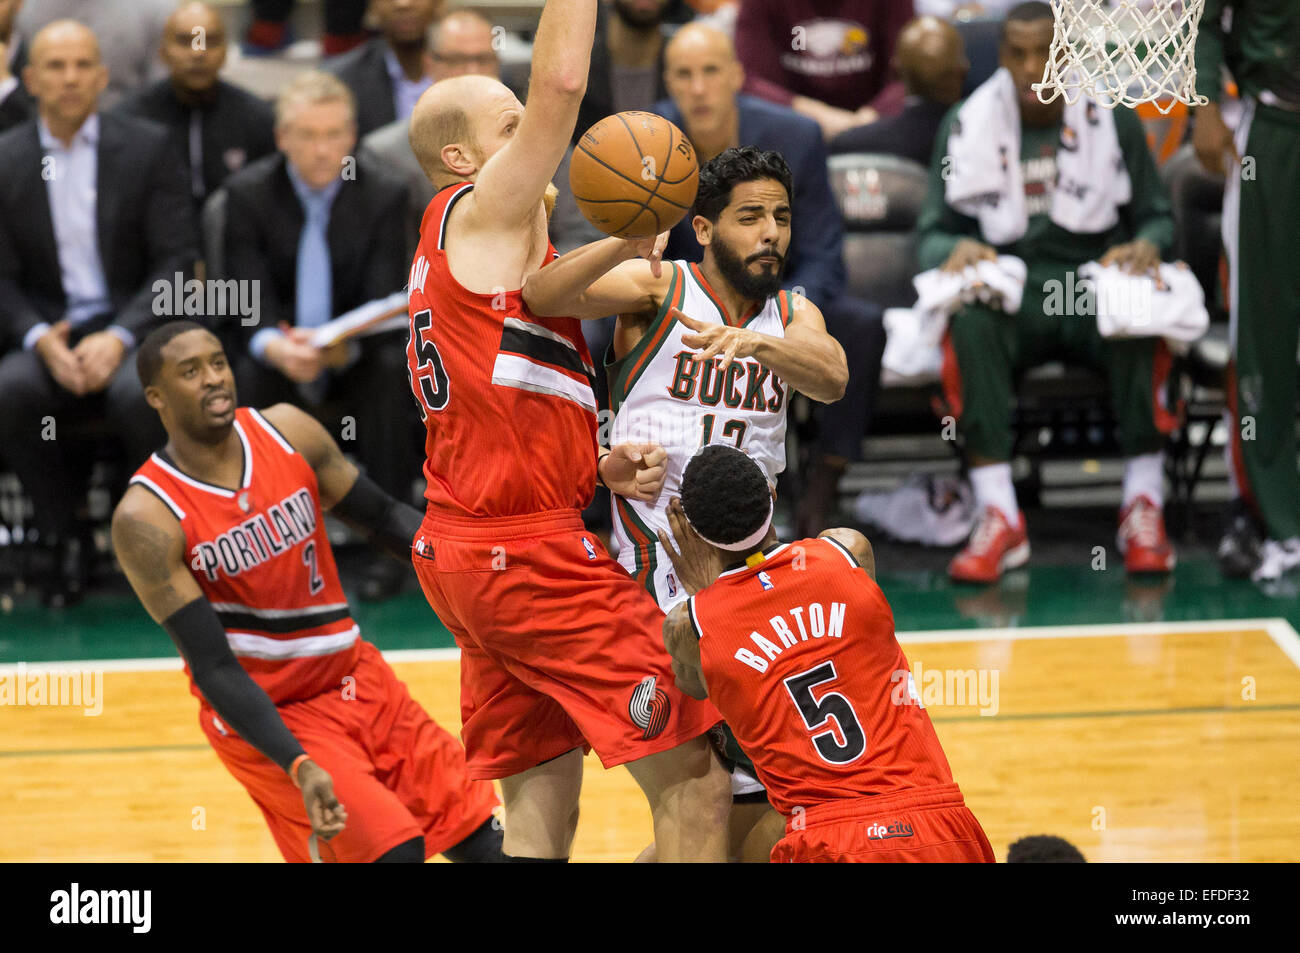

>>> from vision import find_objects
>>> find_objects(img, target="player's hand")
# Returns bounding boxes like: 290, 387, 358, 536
940, 238, 998, 274
624, 231, 670, 278
602, 442, 667, 502
1100, 238, 1161, 276
656, 496, 724, 596
73, 330, 127, 393
1192, 102, 1239, 178
35, 322, 88, 396
297, 759, 347, 841
267, 328, 328, 383
673, 308, 760, 375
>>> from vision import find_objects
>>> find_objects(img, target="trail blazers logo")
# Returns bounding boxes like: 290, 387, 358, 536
629, 675, 671, 740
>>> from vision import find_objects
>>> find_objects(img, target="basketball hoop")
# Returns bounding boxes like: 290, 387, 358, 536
1033, 0, 1209, 114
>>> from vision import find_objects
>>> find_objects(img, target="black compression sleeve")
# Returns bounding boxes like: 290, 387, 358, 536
162, 598, 307, 772
330, 471, 423, 561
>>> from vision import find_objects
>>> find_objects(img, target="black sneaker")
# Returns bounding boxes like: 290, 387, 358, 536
1217, 499, 1263, 579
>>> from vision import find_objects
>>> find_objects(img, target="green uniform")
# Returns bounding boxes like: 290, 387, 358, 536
1197, 1, 1300, 540
917, 105, 1177, 462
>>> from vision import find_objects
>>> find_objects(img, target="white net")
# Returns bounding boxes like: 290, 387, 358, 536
1032, 0, 1209, 113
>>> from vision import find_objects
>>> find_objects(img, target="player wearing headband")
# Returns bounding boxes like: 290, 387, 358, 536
660, 444, 995, 863
524, 145, 848, 860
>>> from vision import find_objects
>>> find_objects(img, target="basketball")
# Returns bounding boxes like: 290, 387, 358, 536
569, 111, 699, 240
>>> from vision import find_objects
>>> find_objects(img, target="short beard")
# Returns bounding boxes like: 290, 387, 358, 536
612, 0, 668, 30
709, 238, 786, 304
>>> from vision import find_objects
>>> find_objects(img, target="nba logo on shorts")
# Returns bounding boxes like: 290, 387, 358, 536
582, 537, 597, 560
667, 572, 678, 598
758, 571, 774, 591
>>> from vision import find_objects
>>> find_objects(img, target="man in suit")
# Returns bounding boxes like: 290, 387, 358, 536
652, 24, 887, 535
0, 0, 33, 131
115, 2, 276, 216
0, 20, 196, 605
327, 0, 442, 138
830, 15, 969, 165
222, 70, 414, 600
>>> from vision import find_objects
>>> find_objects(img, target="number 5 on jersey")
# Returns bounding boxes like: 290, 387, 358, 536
409, 308, 450, 419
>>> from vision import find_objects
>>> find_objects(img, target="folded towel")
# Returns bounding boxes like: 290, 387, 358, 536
1079, 260, 1210, 347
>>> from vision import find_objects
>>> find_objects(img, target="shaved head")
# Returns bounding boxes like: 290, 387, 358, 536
29, 18, 100, 64
409, 74, 512, 185
895, 16, 968, 105
664, 22, 737, 69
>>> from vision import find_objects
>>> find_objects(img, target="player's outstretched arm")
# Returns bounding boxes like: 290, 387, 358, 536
663, 602, 709, 700
111, 490, 346, 840
470, 0, 597, 226
260, 403, 423, 561
818, 527, 876, 580
675, 293, 848, 403
523, 233, 671, 320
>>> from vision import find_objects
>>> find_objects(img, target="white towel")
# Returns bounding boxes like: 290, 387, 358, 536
882, 256, 1028, 380
1080, 260, 1210, 348
945, 68, 1132, 246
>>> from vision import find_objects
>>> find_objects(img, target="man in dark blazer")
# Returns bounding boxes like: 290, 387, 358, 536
114, 1, 276, 215
222, 70, 414, 599
0, 20, 196, 605
0, 0, 33, 131
326, 0, 441, 138
652, 24, 887, 536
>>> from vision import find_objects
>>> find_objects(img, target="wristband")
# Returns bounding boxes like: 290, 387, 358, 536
290, 754, 310, 789
595, 449, 612, 489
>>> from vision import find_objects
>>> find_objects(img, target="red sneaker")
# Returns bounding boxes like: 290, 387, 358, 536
1118, 495, 1176, 574
948, 507, 1030, 584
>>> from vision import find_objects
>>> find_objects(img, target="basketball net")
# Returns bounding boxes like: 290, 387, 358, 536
1033, 0, 1209, 114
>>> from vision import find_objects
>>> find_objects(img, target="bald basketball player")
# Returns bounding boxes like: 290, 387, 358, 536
402, 0, 731, 862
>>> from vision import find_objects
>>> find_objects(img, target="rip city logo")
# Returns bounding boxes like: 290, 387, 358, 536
866, 820, 914, 840
629, 675, 670, 740
49, 884, 151, 933
0, 663, 103, 716
153, 271, 261, 326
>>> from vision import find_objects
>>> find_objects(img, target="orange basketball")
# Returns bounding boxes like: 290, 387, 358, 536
569, 111, 699, 240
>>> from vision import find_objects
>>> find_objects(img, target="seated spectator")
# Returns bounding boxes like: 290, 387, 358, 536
245, 0, 368, 57
918, 1, 1178, 584
574, 0, 678, 142
916, 0, 1022, 20
830, 15, 969, 165
360, 6, 517, 258
0, 0, 34, 132
221, 71, 414, 601
16, 0, 172, 107
115, 2, 276, 216
327, 0, 442, 137
733, 0, 915, 141
653, 23, 887, 535
0, 20, 196, 606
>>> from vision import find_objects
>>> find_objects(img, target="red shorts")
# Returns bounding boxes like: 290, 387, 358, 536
412, 508, 722, 780
771, 784, 996, 863
201, 640, 498, 863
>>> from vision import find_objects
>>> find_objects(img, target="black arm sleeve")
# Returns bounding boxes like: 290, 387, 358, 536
162, 598, 307, 772
330, 471, 423, 561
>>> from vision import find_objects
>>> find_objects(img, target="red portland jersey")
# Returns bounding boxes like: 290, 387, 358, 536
130, 407, 360, 704
689, 538, 955, 816
406, 183, 599, 517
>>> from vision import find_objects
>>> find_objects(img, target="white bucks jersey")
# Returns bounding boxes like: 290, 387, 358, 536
607, 260, 793, 610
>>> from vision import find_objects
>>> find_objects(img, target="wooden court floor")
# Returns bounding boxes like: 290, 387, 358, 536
3, 619, 1298, 862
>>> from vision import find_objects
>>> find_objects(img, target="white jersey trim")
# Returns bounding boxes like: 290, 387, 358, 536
247, 408, 297, 456
225, 625, 360, 660
128, 475, 187, 521
491, 352, 597, 414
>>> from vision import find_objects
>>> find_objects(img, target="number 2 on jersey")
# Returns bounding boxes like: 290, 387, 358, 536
302, 541, 325, 595
700, 414, 748, 449
409, 308, 450, 419
783, 661, 867, 765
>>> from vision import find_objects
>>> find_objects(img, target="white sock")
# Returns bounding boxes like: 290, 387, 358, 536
969, 463, 1018, 524
1122, 452, 1164, 508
